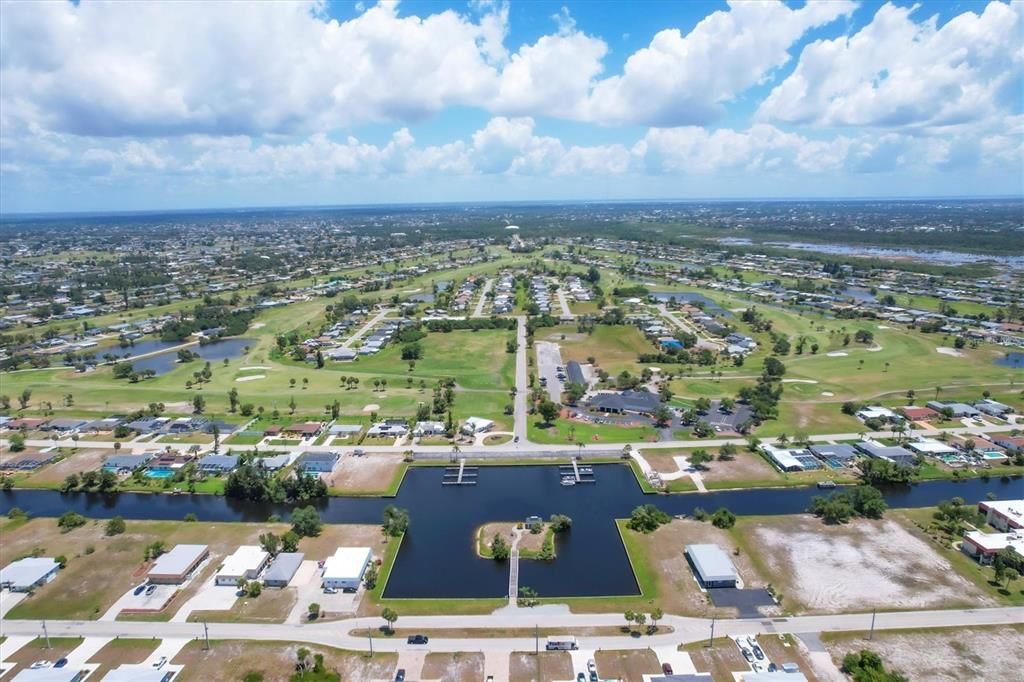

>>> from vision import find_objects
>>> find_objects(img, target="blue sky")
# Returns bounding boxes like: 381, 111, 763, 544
0, 0, 1021, 213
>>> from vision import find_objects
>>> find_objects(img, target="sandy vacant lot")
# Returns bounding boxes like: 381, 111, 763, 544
510, 651, 572, 682
594, 649, 662, 681
172, 640, 397, 682
27, 448, 109, 484
824, 625, 1024, 682
421, 652, 485, 681
326, 453, 404, 494
742, 517, 993, 613
643, 448, 781, 486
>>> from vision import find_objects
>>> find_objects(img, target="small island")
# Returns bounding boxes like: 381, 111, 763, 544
476, 514, 572, 561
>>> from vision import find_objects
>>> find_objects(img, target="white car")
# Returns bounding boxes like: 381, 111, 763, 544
152, 656, 167, 669
30, 661, 52, 670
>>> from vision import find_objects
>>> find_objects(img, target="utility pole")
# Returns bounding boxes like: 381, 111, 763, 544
42, 621, 51, 649
535, 624, 539, 656
708, 616, 715, 649
367, 627, 373, 658
869, 609, 877, 641
203, 621, 210, 650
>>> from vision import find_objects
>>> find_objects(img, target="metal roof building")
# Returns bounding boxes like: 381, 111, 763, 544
566, 361, 586, 386
322, 547, 372, 590
147, 544, 209, 584
685, 544, 737, 588
263, 552, 305, 587
0, 557, 60, 592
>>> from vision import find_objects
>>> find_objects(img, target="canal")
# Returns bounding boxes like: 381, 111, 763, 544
1, 465, 1021, 599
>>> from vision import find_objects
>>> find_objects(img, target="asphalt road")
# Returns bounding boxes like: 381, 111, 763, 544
534, 340, 564, 403
512, 316, 528, 445
472, 278, 493, 318
2, 606, 1020, 655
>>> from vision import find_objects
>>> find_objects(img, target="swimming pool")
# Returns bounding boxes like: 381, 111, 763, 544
145, 469, 175, 479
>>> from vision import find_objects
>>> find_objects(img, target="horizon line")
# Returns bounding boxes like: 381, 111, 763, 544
2, 194, 1022, 220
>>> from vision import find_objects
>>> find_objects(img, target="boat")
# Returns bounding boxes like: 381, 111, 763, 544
560, 477, 577, 487
816, 480, 837, 489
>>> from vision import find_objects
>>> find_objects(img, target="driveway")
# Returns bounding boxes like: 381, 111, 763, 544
287, 560, 361, 622
101, 582, 179, 621
62, 637, 113, 668
171, 579, 239, 623
651, 645, 698, 675
569, 647, 595, 678
0, 590, 26, 618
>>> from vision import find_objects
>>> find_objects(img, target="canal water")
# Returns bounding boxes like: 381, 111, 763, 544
2, 465, 1020, 599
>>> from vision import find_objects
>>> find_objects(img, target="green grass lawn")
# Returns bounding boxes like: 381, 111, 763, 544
528, 419, 659, 445
542, 324, 654, 375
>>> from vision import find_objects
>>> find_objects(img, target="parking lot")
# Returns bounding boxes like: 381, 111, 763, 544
286, 559, 362, 622
734, 634, 777, 674
535, 341, 565, 403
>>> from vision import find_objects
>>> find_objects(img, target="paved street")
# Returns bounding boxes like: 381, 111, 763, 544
534, 340, 564, 402
472, 278, 493, 317
341, 307, 394, 349
1, 607, 1020, 656
513, 315, 528, 445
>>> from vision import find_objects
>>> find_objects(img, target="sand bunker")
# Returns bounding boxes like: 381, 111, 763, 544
235, 375, 265, 382
240, 365, 271, 370
782, 379, 818, 384
250, 322, 266, 329
878, 325, 891, 329
826, 351, 848, 357
936, 347, 964, 357
866, 344, 884, 352
821, 391, 835, 397
362, 404, 381, 412
752, 518, 991, 612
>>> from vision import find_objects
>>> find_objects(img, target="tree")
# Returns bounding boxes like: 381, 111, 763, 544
841, 649, 908, 682
653, 405, 673, 427
259, 532, 280, 556
718, 443, 737, 461
363, 562, 379, 589
105, 516, 126, 536
18, 389, 32, 409
288, 396, 297, 414
296, 647, 310, 673
689, 449, 712, 470
624, 610, 636, 630
382, 505, 410, 536
381, 607, 399, 633
549, 514, 573, 532
537, 399, 560, 425
281, 530, 300, 553
491, 533, 510, 560
246, 580, 262, 598
650, 607, 663, 631
711, 507, 736, 529
307, 603, 321, 620
8, 432, 26, 452
290, 506, 322, 537
626, 504, 671, 533
60, 473, 80, 493
192, 394, 205, 414
57, 511, 86, 532
228, 388, 240, 412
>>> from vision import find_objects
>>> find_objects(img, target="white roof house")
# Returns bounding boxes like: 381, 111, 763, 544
461, 416, 495, 435
413, 420, 446, 436
0, 557, 60, 592
855, 406, 899, 422
905, 438, 958, 456
761, 444, 805, 472
147, 544, 209, 584
322, 547, 372, 590
216, 545, 270, 585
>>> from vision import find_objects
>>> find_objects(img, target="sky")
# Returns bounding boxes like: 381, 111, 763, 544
0, 0, 1021, 213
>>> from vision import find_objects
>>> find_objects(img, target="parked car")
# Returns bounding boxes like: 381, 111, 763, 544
768, 663, 778, 672
133, 584, 147, 596
407, 635, 429, 645
145, 584, 156, 596
662, 663, 673, 674
153, 656, 167, 669
752, 645, 765, 660
587, 660, 596, 673
324, 587, 337, 594
395, 669, 406, 682
54, 659, 68, 669
29, 661, 51, 670
741, 648, 754, 663
576, 674, 586, 682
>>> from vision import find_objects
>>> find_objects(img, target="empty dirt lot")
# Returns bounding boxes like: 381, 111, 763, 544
172, 640, 397, 681
421, 652, 485, 681
510, 651, 572, 682
326, 453, 405, 494
25, 448, 109, 485
823, 625, 1024, 682
642, 448, 781, 487
738, 516, 994, 613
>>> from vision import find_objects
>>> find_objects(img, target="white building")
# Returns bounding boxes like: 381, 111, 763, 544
413, 421, 446, 437
905, 438, 958, 456
0, 557, 60, 592
215, 546, 270, 585
979, 499, 1024, 532
460, 416, 494, 435
322, 547, 372, 591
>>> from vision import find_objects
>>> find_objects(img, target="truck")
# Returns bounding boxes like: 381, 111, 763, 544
545, 636, 578, 651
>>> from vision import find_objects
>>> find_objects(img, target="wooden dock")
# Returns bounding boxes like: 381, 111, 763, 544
442, 459, 478, 485
558, 459, 596, 484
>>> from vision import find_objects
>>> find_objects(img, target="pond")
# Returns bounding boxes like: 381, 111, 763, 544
841, 287, 876, 303
1, 465, 1020, 599
993, 352, 1024, 369
131, 338, 253, 375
